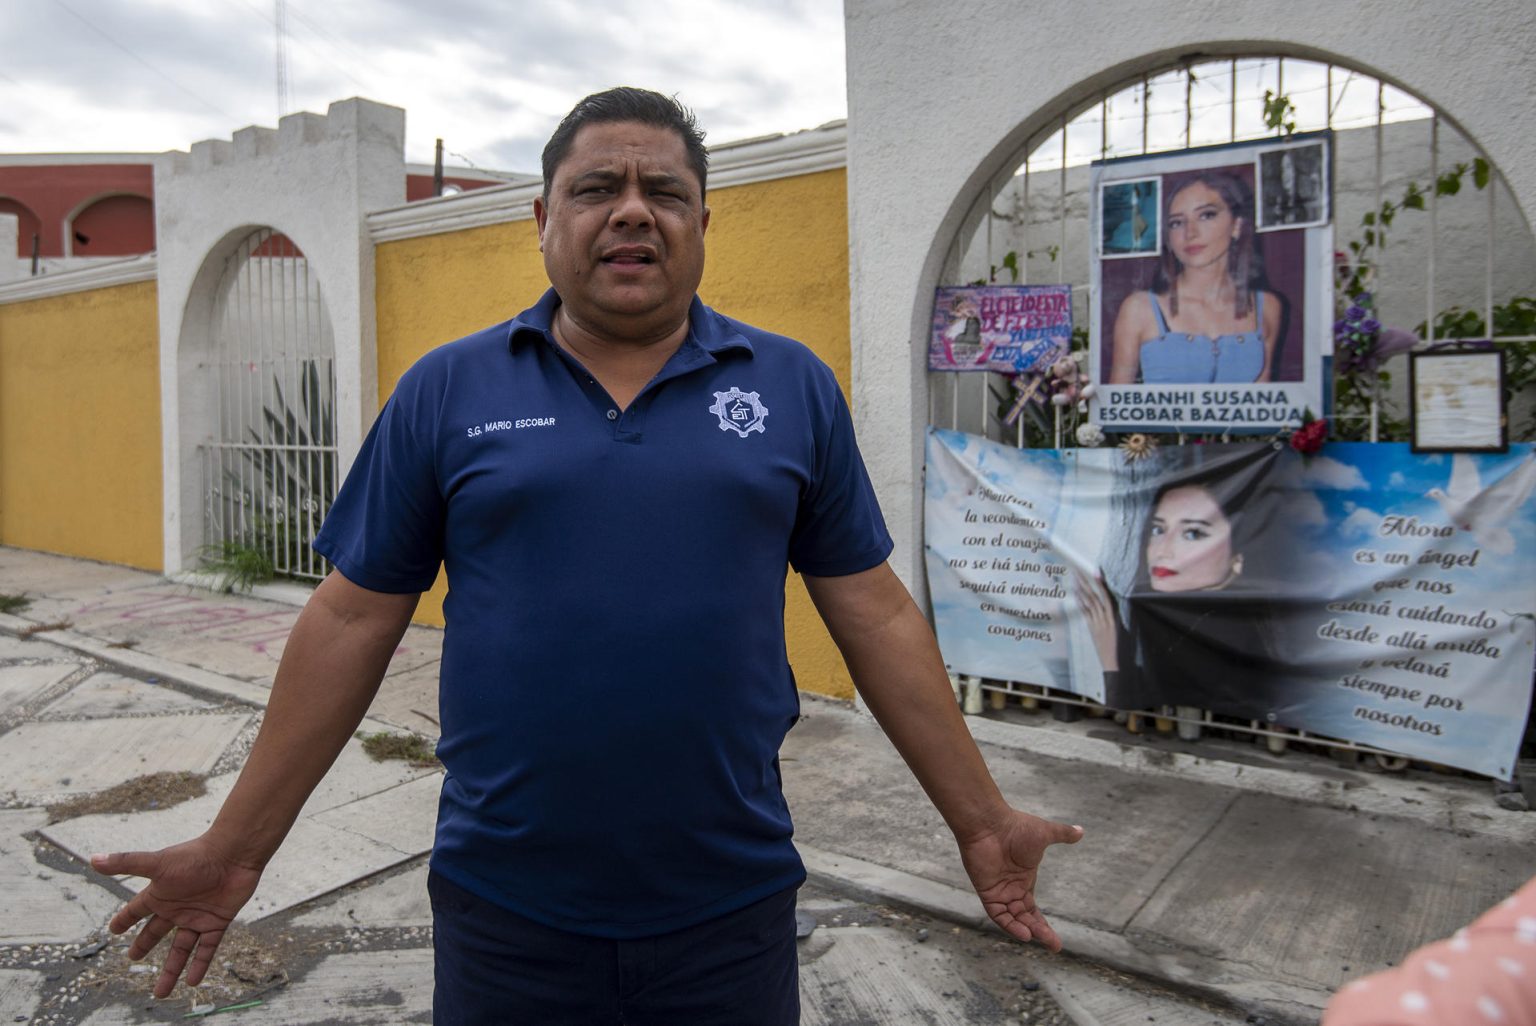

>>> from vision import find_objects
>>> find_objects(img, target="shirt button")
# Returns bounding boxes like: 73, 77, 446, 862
607, 409, 618, 421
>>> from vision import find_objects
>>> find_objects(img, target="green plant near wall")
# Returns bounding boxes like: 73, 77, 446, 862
0, 593, 32, 615
1251, 87, 1535, 443
1417, 298, 1536, 438
197, 538, 276, 593
1329, 165, 1535, 441
1262, 89, 1297, 137
1338, 158, 1492, 302
251, 360, 335, 577
207, 359, 336, 583
1292, 91, 1535, 443
969, 246, 1060, 288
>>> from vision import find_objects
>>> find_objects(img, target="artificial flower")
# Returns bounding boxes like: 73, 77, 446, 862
1118, 433, 1157, 461
1334, 293, 1418, 375
1046, 354, 1087, 402
1290, 417, 1328, 455
1075, 423, 1105, 447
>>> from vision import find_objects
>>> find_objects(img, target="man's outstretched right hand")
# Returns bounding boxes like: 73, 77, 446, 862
91, 838, 265, 999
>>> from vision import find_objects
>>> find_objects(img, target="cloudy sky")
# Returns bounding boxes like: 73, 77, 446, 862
1, 0, 848, 173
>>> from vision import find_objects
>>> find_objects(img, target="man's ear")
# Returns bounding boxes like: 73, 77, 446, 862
533, 196, 548, 251
701, 205, 711, 234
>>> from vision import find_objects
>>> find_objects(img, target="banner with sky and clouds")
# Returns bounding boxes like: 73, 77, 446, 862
925, 428, 1536, 779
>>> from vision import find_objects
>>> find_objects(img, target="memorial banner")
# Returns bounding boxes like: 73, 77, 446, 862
925, 428, 1536, 779
1088, 134, 1331, 433
928, 284, 1073, 373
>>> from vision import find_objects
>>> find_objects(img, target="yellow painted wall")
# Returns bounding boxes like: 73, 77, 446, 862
701, 170, 856, 700
373, 168, 859, 698
0, 281, 163, 570
374, 218, 548, 636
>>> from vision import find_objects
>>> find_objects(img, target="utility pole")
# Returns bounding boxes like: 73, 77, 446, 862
433, 139, 445, 197
275, 0, 290, 119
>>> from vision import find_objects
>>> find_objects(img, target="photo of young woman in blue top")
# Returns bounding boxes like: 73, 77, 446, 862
1108, 170, 1284, 385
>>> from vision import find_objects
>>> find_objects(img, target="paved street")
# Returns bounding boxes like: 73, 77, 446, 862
0, 624, 1248, 1025
1, 545, 1532, 1024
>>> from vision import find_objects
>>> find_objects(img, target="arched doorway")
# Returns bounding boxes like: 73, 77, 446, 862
200, 228, 338, 582
0, 196, 43, 259
925, 54, 1536, 757
931, 55, 1536, 448
68, 194, 155, 256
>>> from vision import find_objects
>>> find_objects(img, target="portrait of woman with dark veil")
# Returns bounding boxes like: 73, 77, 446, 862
1074, 443, 1305, 723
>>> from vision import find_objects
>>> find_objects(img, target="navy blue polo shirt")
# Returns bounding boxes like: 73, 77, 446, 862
314, 289, 892, 938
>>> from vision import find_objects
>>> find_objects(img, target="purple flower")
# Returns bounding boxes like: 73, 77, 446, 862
1361, 318, 1381, 334
1345, 305, 1366, 321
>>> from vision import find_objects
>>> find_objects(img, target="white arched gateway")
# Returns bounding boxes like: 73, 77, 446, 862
846, 0, 1536, 586
845, 2, 1536, 769
199, 228, 338, 582
923, 53, 1536, 755
154, 98, 405, 578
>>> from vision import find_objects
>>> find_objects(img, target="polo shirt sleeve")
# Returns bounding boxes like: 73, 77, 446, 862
312, 380, 445, 594
788, 369, 894, 577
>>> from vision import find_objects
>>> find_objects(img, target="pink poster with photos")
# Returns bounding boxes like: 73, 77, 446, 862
929, 285, 1073, 373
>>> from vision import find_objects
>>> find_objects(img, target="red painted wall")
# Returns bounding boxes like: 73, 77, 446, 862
0, 163, 154, 258
0, 197, 43, 257
405, 173, 505, 202
0, 163, 508, 260
71, 194, 155, 256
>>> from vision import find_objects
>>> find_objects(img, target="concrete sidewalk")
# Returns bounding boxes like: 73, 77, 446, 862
1, 544, 1532, 1025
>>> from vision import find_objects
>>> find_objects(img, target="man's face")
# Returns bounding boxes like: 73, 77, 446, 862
534, 121, 709, 341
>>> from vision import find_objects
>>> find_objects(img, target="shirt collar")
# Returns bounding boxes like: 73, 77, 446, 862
507, 288, 754, 358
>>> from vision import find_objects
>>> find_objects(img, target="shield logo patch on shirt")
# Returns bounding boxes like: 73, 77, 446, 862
709, 387, 768, 438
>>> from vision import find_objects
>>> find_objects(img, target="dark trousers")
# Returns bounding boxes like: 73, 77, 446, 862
429, 870, 800, 1025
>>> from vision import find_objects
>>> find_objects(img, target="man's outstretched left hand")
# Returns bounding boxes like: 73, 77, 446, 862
957, 811, 1083, 951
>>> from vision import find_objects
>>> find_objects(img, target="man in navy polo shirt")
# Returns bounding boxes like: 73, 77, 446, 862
92, 88, 1083, 1024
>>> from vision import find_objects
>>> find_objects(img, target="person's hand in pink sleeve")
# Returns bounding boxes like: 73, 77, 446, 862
1323, 875, 1536, 1025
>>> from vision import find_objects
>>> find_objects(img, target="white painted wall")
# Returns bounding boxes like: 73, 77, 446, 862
0, 215, 18, 284
154, 98, 405, 575
844, 0, 1536, 595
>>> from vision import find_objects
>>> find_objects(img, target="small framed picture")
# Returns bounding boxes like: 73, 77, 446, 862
1098, 177, 1161, 258
1255, 139, 1329, 231
1410, 349, 1507, 453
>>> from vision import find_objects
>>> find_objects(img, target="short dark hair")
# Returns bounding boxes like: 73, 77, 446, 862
541, 87, 709, 200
